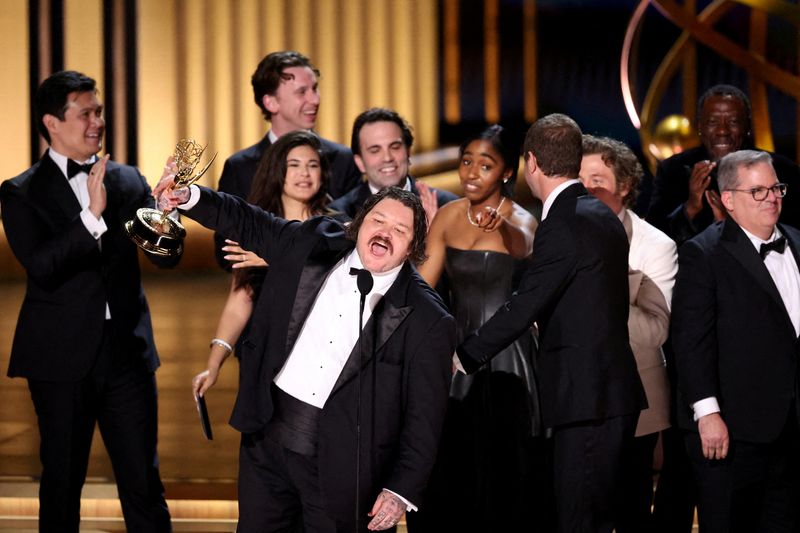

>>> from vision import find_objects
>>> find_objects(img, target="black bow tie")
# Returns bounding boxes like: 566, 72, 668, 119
67, 159, 94, 178
759, 237, 787, 259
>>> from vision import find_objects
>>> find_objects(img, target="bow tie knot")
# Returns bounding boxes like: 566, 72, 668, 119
759, 237, 787, 259
67, 159, 94, 179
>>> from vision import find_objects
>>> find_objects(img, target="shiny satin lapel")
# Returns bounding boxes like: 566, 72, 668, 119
284, 246, 352, 356
781, 224, 800, 273
329, 264, 413, 396
720, 219, 787, 316
31, 154, 82, 220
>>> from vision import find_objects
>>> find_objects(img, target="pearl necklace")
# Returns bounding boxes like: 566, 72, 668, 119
467, 197, 506, 227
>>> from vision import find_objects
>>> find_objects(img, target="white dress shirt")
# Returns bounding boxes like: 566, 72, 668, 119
693, 225, 800, 419
540, 179, 580, 220
48, 149, 108, 241
49, 149, 111, 319
274, 250, 401, 408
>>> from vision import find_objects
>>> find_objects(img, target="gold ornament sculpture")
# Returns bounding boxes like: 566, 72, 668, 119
647, 114, 699, 161
125, 139, 217, 256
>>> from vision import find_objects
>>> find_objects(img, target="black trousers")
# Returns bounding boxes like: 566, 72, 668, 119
27, 323, 170, 533
552, 413, 638, 533
686, 409, 800, 533
237, 431, 390, 533
614, 431, 659, 533
652, 425, 697, 533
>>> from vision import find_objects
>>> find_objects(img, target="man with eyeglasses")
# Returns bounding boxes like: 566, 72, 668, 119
672, 149, 800, 532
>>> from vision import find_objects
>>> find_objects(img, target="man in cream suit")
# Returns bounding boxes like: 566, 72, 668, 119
580, 135, 677, 532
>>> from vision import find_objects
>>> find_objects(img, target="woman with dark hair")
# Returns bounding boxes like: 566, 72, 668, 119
412, 125, 548, 532
192, 130, 336, 397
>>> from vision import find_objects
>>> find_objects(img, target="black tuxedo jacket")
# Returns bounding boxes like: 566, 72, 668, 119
328, 177, 459, 220
457, 182, 646, 427
672, 218, 800, 443
214, 133, 361, 269
0, 152, 179, 381
646, 145, 800, 244
185, 187, 456, 521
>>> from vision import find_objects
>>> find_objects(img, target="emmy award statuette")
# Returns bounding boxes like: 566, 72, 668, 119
125, 139, 216, 256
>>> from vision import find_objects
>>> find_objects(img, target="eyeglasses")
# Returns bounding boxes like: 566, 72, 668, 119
724, 183, 787, 201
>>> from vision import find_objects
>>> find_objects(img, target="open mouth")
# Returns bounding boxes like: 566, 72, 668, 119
369, 237, 391, 257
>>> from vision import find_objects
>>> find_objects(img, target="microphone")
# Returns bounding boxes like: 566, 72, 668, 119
349, 266, 373, 531
355, 268, 374, 296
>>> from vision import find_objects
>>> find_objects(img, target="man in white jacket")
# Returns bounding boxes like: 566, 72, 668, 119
580, 135, 677, 532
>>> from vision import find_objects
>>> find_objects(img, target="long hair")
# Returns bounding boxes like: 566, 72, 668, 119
234, 131, 331, 291
247, 130, 330, 216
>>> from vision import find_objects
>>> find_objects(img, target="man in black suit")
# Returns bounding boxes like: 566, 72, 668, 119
672, 150, 800, 532
456, 114, 646, 533
158, 180, 455, 532
329, 108, 457, 223
0, 71, 175, 532
214, 50, 361, 268
647, 84, 800, 244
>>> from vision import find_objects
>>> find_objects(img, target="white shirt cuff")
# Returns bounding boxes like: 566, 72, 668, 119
80, 208, 107, 240
453, 353, 466, 374
178, 184, 201, 210
383, 489, 417, 512
692, 397, 720, 421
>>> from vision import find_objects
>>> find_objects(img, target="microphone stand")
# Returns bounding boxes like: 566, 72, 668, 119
353, 268, 373, 532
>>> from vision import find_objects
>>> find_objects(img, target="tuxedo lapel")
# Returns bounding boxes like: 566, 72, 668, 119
329, 264, 413, 396
30, 154, 82, 221
720, 219, 788, 319
781, 223, 800, 275
284, 245, 352, 356
355, 183, 372, 207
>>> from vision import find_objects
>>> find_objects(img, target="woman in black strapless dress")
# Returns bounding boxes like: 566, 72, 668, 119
411, 125, 553, 532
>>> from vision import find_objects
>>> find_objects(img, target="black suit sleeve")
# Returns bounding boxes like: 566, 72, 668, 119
186, 186, 300, 266
671, 239, 719, 407
457, 217, 576, 373
385, 313, 456, 504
